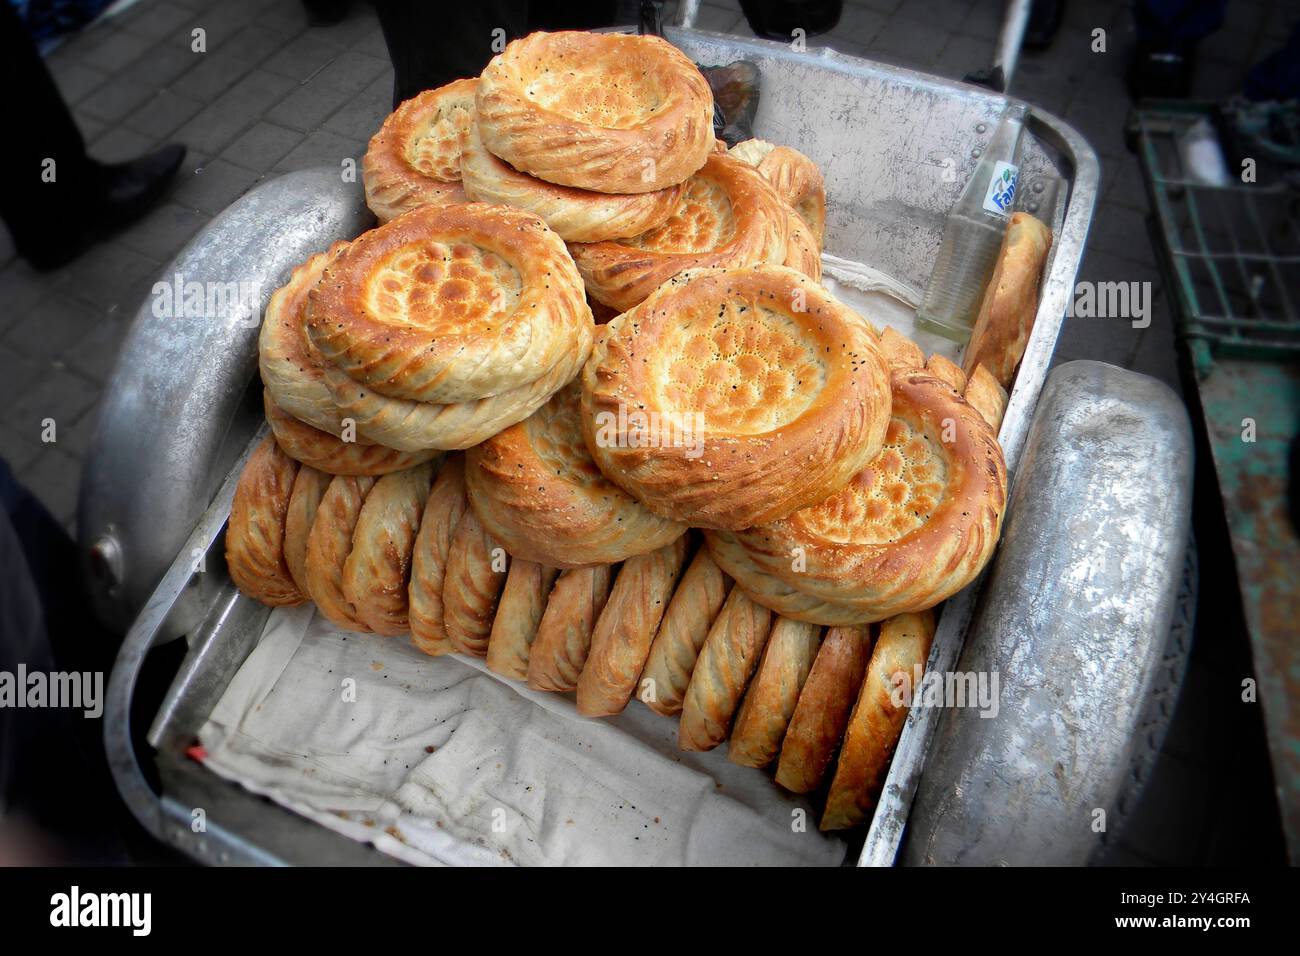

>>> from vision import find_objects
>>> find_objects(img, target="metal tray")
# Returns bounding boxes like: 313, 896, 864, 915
99, 27, 1098, 867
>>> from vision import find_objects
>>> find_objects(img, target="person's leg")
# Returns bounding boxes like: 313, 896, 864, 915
0, 1, 96, 262
0, 460, 128, 864
0, 4, 187, 271
371, 0, 529, 107
1129, 0, 1228, 98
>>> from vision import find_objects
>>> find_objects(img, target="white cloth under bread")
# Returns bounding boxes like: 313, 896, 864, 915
199, 605, 845, 866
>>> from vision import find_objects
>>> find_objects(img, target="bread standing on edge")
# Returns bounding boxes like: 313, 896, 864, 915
441, 508, 509, 656
486, 560, 561, 680
639, 546, 732, 716
678, 589, 773, 751
728, 617, 823, 768
575, 537, 690, 716
961, 211, 1053, 389
821, 610, 937, 830
282, 465, 332, 596
774, 625, 875, 794
528, 564, 615, 692
227, 434, 304, 607
407, 456, 470, 656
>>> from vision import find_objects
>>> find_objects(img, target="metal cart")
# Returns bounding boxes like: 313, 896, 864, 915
84, 22, 1133, 866
1130, 100, 1300, 860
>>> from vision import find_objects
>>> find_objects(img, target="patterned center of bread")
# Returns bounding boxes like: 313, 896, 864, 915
526, 384, 609, 490
406, 100, 473, 182
798, 409, 949, 545
655, 302, 825, 435
623, 175, 735, 253
520, 59, 663, 129
366, 240, 521, 335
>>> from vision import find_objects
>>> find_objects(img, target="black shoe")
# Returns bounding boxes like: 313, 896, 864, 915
88, 143, 187, 236
15, 144, 186, 272
1128, 42, 1195, 100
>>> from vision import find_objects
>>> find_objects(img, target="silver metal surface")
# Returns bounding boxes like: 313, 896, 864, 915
674, 0, 701, 29
992, 0, 1032, 91
104, 33, 1099, 866
78, 167, 372, 633
900, 361, 1194, 866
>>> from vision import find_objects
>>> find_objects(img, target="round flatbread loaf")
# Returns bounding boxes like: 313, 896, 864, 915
730, 139, 826, 246
465, 381, 686, 568
582, 265, 892, 530
259, 240, 357, 437
459, 120, 687, 243
568, 153, 788, 313
476, 31, 713, 194
264, 389, 437, 476
362, 78, 475, 223
716, 368, 1007, 622
638, 547, 731, 716
527, 564, 614, 692
307, 202, 591, 406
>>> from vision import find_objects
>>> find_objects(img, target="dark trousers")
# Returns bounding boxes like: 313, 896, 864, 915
0, 2, 97, 258
0, 459, 127, 864
371, 0, 624, 107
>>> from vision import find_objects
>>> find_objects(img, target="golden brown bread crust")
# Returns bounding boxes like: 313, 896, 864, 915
441, 507, 509, 656
758, 146, 826, 247
774, 624, 873, 793
581, 265, 892, 530
575, 537, 690, 716
527, 564, 614, 691
678, 589, 773, 752
485, 560, 561, 680
320, 333, 589, 452
961, 211, 1053, 389
728, 617, 823, 768
638, 547, 732, 716
963, 363, 1009, 433
459, 120, 687, 243
264, 389, 437, 476
341, 463, 434, 636
925, 353, 966, 393
362, 79, 475, 223
283, 464, 332, 595
303, 475, 377, 631
476, 32, 714, 194
258, 241, 356, 437
821, 610, 936, 830
568, 153, 789, 312
408, 456, 469, 656
704, 528, 871, 625
227, 435, 303, 606
877, 325, 924, 371
307, 202, 592, 406
782, 210, 822, 282
464, 381, 687, 568
718, 368, 1008, 622
730, 140, 826, 246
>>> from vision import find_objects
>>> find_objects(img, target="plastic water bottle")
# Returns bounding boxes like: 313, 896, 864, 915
915, 103, 1029, 342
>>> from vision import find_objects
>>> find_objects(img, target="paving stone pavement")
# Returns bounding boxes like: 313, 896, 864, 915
0, 0, 1291, 865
